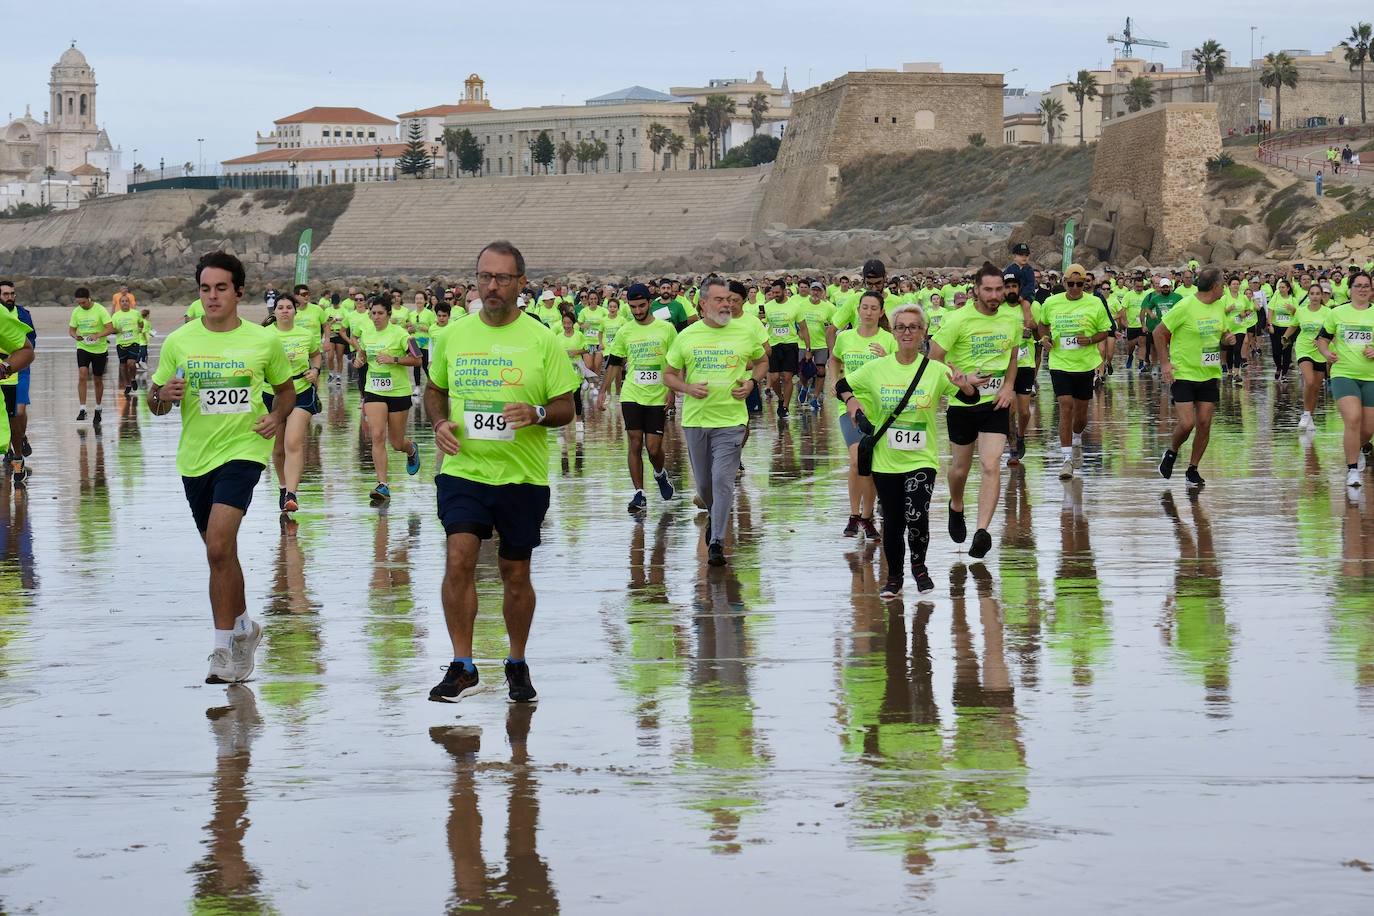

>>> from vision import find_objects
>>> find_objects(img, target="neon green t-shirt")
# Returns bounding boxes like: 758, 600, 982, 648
136, 315, 152, 346
578, 306, 609, 346
428, 313, 580, 486
1116, 289, 1144, 328
361, 322, 414, 397
931, 304, 1021, 405
70, 303, 112, 353
1293, 304, 1330, 365
296, 301, 326, 340
846, 355, 963, 473
111, 308, 142, 348
602, 311, 627, 348
0, 309, 32, 446
390, 305, 413, 333
274, 322, 321, 394
1269, 293, 1299, 329
151, 319, 292, 477
608, 318, 678, 407
1322, 303, 1374, 381
764, 298, 804, 346
1032, 293, 1111, 373
411, 308, 436, 346
665, 320, 765, 428
831, 327, 896, 376
1161, 294, 1228, 382
1001, 303, 1035, 368
346, 308, 371, 341
798, 298, 835, 350
185, 299, 204, 321
560, 328, 588, 366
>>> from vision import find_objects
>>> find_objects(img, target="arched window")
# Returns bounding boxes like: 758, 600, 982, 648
914, 110, 935, 130
80, 94, 87, 116
67, 96, 74, 115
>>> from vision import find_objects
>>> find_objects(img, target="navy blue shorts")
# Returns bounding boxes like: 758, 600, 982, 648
181, 459, 264, 534
436, 474, 550, 561
264, 385, 322, 416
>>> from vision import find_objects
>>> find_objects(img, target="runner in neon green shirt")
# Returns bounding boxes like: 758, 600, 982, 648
798, 282, 835, 410
266, 294, 323, 515
1316, 270, 1374, 483
762, 278, 811, 417
1031, 266, 1112, 480
599, 286, 679, 511
111, 296, 143, 398
1156, 268, 1235, 486
354, 300, 422, 501
69, 289, 114, 423
1000, 273, 1037, 465
0, 305, 35, 474
1115, 275, 1147, 372
1286, 284, 1331, 431
425, 242, 581, 705
148, 252, 295, 685
578, 292, 610, 377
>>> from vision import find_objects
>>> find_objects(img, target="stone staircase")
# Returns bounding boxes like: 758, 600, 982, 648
313, 167, 770, 274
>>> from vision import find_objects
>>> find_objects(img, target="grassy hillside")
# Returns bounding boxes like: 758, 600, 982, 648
813, 144, 1095, 230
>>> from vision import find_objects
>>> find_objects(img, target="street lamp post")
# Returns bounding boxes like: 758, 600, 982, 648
616, 130, 624, 173
159, 157, 165, 181
527, 136, 536, 175
375, 146, 382, 181
289, 160, 298, 190
197, 137, 205, 177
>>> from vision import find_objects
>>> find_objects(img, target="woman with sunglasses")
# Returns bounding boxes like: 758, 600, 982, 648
1315, 270, 1374, 488
836, 304, 980, 599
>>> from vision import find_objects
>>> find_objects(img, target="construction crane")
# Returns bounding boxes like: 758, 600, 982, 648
1108, 18, 1169, 58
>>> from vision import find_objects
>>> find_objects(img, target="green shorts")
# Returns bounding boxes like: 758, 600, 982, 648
1330, 376, 1374, 407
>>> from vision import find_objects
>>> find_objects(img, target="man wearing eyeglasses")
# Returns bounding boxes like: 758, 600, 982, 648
425, 241, 580, 706
1033, 263, 1113, 481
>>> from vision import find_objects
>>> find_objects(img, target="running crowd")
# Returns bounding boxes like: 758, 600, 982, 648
4, 239, 1374, 698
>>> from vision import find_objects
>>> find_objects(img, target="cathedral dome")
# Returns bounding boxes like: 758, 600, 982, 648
56, 45, 89, 69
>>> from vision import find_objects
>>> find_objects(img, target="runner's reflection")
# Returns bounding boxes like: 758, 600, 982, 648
188, 685, 273, 913
0, 484, 37, 681
430, 704, 558, 914
1336, 494, 1374, 703
998, 467, 1043, 688
610, 512, 685, 738
261, 517, 325, 719
75, 427, 112, 560
367, 510, 423, 682
1047, 479, 1110, 688
1159, 491, 1232, 716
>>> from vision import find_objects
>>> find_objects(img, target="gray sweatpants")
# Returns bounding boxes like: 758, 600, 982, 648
683, 425, 747, 545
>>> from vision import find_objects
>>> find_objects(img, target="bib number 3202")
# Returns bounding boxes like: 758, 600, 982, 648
464, 400, 515, 441
198, 377, 253, 415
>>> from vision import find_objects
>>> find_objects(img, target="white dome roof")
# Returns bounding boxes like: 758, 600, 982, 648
57, 45, 89, 68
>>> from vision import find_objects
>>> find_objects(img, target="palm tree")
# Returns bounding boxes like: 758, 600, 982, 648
183, 161, 195, 177
691, 133, 709, 170
1067, 70, 1099, 146
1039, 97, 1068, 144
1341, 22, 1372, 123
747, 92, 770, 136
1260, 52, 1300, 131
666, 131, 685, 170
441, 126, 464, 177
557, 139, 575, 175
590, 138, 609, 174
1192, 39, 1227, 102
647, 122, 668, 171
703, 94, 737, 164
1124, 76, 1156, 113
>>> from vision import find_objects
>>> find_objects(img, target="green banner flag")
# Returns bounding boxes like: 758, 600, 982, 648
293, 228, 313, 287
1061, 218, 1076, 269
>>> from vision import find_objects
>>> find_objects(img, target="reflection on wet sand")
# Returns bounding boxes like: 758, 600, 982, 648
1336, 495, 1374, 704
0, 482, 37, 689
75, 427, 111, 561
1048, 480, 1110, 688
260, 517, 325, 718
367, 511, 424, 684
188, 686, 273, 914
1159, 491, 1232, 716
685, 568, 767, 854
998, 469, 1043, 690
430, 705, 557, 914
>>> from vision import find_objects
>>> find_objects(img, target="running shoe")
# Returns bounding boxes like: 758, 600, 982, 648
628, 490, 648, 513
655, 471, 675, 501
278, 487, 287, 512
1298, 413, 1313, 431
20, 437, 31, 458
708, 541, 727, 566
406, 442, 421, 476
230, 619, 263, 682
370, 483, 391, 501
912, 565, 936, 595
879, 576, 903, 599
1361, 451, 1368, 473
123, 383, 133, 396
860, 517, 879, 540
1072, 446, 1083, 468
12, 463, 27, 490
1058, 457, 1074, 480
1185, 467, 1206, 488
504, 659, 538, 703
282, 492, 299, 514
429, 664, 480, 703
76, 408, 87, 422
810, 398, 821, 411
843, 514, 860, 537
1158, 448, 1177, 480
947, 502, 967, 543
778, 405, 789, 420
1347, 468, 1363, 488
968, 528, 993, 559
206, 648, 235, 685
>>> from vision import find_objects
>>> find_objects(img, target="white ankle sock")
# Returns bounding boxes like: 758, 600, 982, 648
214, 629, 234, 650
233, 612, 250, 635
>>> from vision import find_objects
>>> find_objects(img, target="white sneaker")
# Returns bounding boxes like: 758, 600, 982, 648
230, 619, 263, 682
575, 421, 584, 444
1298, 413, 1312, 431
1058, 458, 1074, 480
1348, 468, 1363, 488
206, 648, 235, 684
1072, 446, 1083, 468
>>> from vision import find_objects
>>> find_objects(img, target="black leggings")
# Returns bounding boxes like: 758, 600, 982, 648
873, 468, 936, 573
1226, 339, 1245, 370
572, 385, 583, 418
1270, 331, 1293, 374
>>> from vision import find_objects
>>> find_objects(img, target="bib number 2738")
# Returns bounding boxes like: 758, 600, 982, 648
464, 400, 515, 441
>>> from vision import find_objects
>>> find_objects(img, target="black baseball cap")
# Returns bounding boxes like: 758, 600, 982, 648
861, 259, 886, 279
1011, 242, 1030, 256
626, 283, 652, 301
1002, 272, 1019, 283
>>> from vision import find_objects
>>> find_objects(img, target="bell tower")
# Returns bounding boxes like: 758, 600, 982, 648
47, 41, 98, 171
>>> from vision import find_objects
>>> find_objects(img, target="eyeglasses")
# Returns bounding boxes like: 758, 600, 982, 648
1065, 281, 1085, 288
893, 325, 923, 334
476, 272, 519, 288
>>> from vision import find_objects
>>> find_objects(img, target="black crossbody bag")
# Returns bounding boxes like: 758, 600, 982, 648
856, 356, 928, 477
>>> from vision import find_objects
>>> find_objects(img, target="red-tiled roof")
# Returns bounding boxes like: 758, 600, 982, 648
222, 142, 414, 166
274, 106, 397, 126
397, 102, 493, 118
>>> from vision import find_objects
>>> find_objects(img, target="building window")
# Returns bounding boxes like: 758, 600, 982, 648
346, 130, 353, 138
80, 94, 87, 116
67, 97, 74, 114
576, 131, 581, 140
632, 128, 637, 138
368, 131, 375, 139
891, 117, 897, 124
631, 152, 637, 169
561, 131, 566, 140
498, 158, 503, 174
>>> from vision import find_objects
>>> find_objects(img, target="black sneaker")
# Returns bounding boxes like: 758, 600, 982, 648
278, 486, 287, 512
1158, 448, 1177, 480
843, 514, 860, 537
504, 659, 538, 703
778, 405, 789, 420
912, 565, 935, 595
628, 490, 648, 513
1014, 437, 1027, 462
708, 540, 726, 566
655, 472, 675, 501
76, 408, 87, 422
429, 663, 480, 703
948, 502, 967, 544
21, 437, 31, 458
968, 528, 993, 559
879, 576, 903, 599
1185, 466, 1206, 488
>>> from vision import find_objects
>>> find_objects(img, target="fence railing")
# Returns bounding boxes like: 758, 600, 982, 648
1257, 124, 1374, 178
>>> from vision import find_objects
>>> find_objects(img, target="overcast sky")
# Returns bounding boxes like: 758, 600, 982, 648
0, 2, 1356, 171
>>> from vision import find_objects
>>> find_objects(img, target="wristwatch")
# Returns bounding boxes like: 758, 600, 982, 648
534, 405, 547, 424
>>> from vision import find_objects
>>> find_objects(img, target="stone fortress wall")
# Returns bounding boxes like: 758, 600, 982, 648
758, 70, 1005, 229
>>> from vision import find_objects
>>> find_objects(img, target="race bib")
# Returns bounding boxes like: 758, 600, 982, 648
634, 365, 662, 386
370, 375, 394, 391
464, 399, 514, 441
198, 376, 253, 415
1201, 349, 1222, 367
770, 324, 791, 338
1060, 336, 1081, 350
653, 307, 672, 321
585, 328, 600, 341
886, 422, 927, 451
977, 374, 1004, 397
1343, 327, 1373, 346
118, 331, 135, 344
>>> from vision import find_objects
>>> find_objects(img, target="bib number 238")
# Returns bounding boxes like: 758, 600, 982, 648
464, 400, 515, 441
